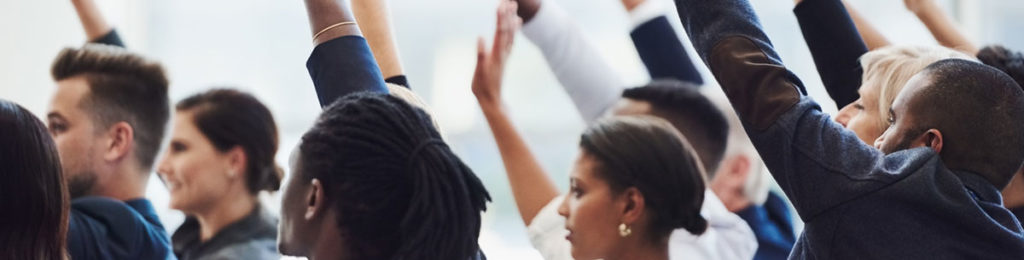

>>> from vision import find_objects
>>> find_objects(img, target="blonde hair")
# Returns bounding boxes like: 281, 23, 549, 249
386, 84, 447, 140
859, 45, 976, 128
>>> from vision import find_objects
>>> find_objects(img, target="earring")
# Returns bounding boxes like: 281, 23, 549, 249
228, 170, 236, 178
618, 223, 632, 237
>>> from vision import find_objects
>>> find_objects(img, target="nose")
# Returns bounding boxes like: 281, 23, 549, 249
557, 194, 570, 218
835, 104, 855, 127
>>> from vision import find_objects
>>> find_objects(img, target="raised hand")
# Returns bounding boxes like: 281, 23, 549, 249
71, 0, 113, 41
472, 0, 522, 108
903, 0, 933, 14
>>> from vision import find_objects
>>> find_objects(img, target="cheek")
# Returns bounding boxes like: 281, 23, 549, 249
167, 153, 228, 211
568, 194, 619, 259
847, 113, 884, 145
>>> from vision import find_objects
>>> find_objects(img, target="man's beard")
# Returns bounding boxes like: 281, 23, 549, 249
67, 171, 97, 199
881, 128, 927, 155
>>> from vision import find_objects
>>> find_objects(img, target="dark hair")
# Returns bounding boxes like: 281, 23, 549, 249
298, 92, 490, 259
0, 99, 69, 260
580, 115, 709, 242
621, 80, 729, 176
176, 89, 282, 193
915, 59, 1024, 188
51, 43, 170, 171
977, 45, 1024, 89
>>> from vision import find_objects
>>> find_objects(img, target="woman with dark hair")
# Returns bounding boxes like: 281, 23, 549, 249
277, 92, 491, 259
557, 116, 709, 260
156, 89, 282, 259
0, 99, 69, 260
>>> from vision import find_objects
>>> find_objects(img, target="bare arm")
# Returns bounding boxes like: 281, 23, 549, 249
905, 0, 977, 55
351, 0, 404, 79
843, 0, 890, 50
472, 0, 558, 225
305, 0, 362, 45
71, 0, 113, 41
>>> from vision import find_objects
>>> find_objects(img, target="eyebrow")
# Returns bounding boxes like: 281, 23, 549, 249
46, 112, 65, 121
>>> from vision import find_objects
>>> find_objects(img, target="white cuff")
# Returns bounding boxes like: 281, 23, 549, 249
629, 0, 665, 28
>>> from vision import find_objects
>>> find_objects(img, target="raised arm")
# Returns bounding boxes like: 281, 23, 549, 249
675, 0, 903, 221
70, 0, 124, 47
905, 0, 977, 55
303, 0, 387, 108
842, 0, 890, 50
472, 0, 559, 225
517, 0, 625, 124
792, 0, 868, 107
626, 0, 703, 84
351, 0, 409, 87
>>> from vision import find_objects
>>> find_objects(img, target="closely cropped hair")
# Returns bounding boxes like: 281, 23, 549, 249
299, 92, 490, 259
916, 59, 1024, 188
580, 115, 709, 241
859, 45, 975, 129
51, 44, 170, 170
0, 99, 69, 260
176, 89, 283, 193
621, 80, 729, 175
977, 45, 1024, 89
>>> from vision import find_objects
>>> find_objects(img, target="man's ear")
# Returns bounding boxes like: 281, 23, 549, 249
103, 122, 134, 162
620, 187, 646, 225
306, 178, 326, 220
921, 129, 943, 154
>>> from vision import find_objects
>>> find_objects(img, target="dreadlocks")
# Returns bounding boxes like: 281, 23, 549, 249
298, 92, 491, 259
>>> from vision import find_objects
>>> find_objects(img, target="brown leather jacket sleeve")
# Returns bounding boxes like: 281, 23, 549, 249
709, 36, 802, 130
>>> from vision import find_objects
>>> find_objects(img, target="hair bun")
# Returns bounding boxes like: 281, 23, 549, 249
260, 164, 284, 192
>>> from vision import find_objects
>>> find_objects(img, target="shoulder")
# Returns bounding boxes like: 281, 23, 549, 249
203, 239, 278, 260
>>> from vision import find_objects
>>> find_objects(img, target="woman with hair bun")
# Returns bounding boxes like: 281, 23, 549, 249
156, 89, 283, 260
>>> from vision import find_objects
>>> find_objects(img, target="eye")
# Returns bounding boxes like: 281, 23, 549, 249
47, 121, 67, 135
854, 104, 865, 111
887, 109, 896, 124
569, 181, 583, 198
170, 142, 187, 153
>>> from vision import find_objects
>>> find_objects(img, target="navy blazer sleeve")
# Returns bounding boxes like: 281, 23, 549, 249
306, 36, 388, 109
630, 16, 703, 85
794, 0, 868, 108
91, 29, 126, 48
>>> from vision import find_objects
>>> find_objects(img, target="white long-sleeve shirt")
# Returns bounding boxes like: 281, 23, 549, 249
527, 190, 758, 260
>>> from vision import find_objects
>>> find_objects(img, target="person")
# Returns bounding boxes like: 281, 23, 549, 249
0, 99, 69, 260
275, 0, 491, 259
794, 0, 1024, 225
277, 92, 491, 260
54, 1, 175, 259
507, 0, 771, 258
793, 0, 975, 144
558, 115, 710, 260
674, 0, 1024, 258
473, 1, 757, 260
156, 89, 282, 259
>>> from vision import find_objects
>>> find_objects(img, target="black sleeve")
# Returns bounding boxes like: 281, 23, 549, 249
630, 16, 703, 85
91, 29, 126, 48
306, 36, 389, 108
794, 0, 868, 108
385, 75, 410, 89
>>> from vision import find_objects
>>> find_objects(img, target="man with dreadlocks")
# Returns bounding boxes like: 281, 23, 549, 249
275, 0, 492, 259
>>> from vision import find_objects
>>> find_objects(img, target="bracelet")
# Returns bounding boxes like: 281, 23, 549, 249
313, 21, 357, 42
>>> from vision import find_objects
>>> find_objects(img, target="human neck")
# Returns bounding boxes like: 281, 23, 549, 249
195, 190, 257, 242
610, 236, 670, 260
89, 164, 149, 201
1002, 172, 1024, 209
307, 210, 350, 260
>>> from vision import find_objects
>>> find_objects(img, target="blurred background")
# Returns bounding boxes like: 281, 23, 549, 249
1, 0, 1021, 259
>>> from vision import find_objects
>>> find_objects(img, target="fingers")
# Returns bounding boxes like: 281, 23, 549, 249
493, 0, 521, 62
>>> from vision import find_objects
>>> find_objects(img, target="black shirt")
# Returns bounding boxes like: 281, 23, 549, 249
171, 205, 278, 260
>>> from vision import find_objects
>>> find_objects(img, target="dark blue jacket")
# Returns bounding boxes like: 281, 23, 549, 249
793, 0, 867, 108
306, 35, 388, 108
630, 16, 703, 85
672, 0, 1024, 258
68, 197, 175, 260
736, 192, 797, 260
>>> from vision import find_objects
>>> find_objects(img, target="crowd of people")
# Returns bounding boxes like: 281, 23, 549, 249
1, 0, 1023, 259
